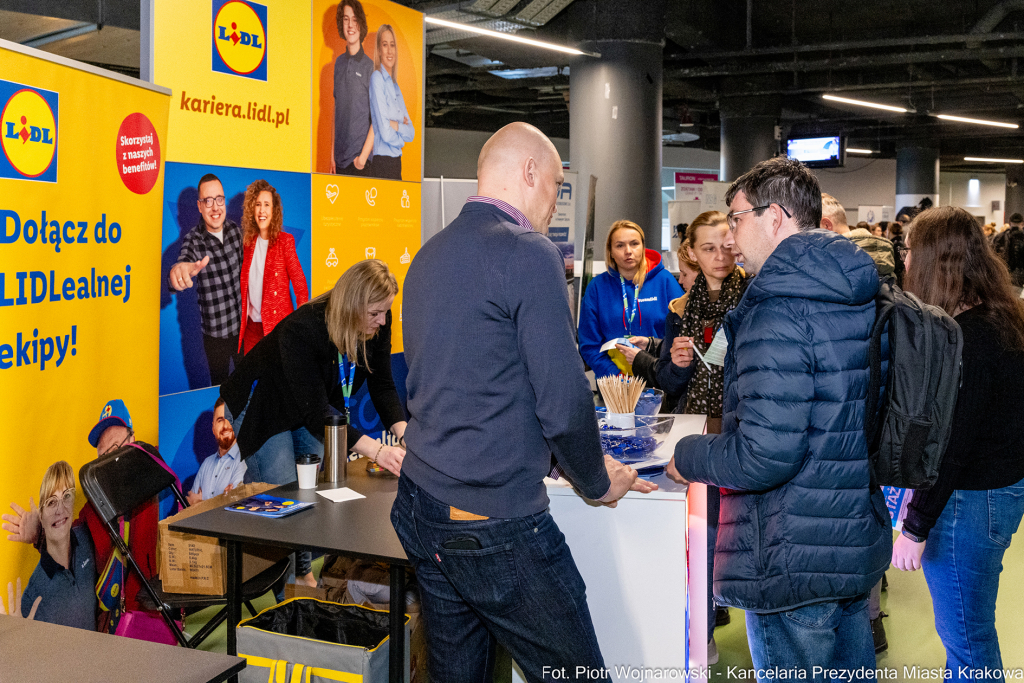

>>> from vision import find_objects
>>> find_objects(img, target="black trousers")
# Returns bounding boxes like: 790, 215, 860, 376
202, 333, 240, 386
372, 154, 401, 180
336, 159, 374, 177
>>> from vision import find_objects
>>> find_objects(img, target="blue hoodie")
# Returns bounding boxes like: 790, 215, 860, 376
578, 249, 683, 378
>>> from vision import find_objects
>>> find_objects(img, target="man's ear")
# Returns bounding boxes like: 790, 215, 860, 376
524, 157, 537, 188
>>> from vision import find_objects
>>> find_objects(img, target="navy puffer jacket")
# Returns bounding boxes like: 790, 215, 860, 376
674, 229, 892, 613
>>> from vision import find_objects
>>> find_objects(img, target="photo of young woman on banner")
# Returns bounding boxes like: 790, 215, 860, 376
314, 0, 423, 181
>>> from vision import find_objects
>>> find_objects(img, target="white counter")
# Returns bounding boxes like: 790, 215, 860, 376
513, 414, 710, 682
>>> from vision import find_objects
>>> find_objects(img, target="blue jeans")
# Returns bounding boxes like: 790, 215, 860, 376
390, 474, 605, 683
228, 404, 322, 579
745, 594, 875, 683
922, 480, 1024, 679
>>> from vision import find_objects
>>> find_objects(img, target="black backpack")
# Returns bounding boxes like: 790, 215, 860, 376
864, 277, 963, 489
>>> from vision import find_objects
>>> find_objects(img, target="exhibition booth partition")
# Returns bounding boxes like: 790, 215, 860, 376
0, 2, 708, 679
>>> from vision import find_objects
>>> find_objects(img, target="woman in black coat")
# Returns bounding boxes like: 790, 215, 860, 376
222, 258, 407, 484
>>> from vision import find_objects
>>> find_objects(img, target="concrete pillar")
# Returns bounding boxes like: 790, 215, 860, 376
720, 115, 777, 183
570, 41, 663, 257
896, 145, 940, 216
1005, 164, 1024, 222
719, 84, 780, 182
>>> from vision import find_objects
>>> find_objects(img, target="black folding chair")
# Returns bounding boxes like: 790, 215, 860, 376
79, 444, 290, 648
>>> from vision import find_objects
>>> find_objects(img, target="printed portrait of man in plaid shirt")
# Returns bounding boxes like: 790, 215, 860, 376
168, 173, 243, 386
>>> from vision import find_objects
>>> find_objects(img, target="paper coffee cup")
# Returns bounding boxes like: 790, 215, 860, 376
296, 454, 321, 490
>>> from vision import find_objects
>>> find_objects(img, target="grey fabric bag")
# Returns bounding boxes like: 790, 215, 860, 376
237, 597, 409, 683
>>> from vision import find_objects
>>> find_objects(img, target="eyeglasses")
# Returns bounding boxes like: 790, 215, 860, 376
199, 195, 226, 208
102, 428, 134, 456
42, 488, 74, 515
727, 203, 792, 230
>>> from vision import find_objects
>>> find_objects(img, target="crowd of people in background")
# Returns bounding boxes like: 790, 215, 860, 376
4, 123, 1024, 682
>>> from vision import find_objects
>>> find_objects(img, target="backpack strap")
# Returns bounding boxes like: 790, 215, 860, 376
864, 277, 896, 490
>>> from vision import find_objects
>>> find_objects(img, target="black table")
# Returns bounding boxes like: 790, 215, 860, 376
169, 465, 411, 683
0, 615, 245, 682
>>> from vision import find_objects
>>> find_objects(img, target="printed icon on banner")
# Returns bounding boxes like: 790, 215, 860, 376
326, 248, 338, 267
401, 190, 410, 208
325, 183, 339, 205
365, 187, 377, 206
400, 247, 411, 264
365, 247, 376, 259
212, 0, 268, 82
0, 81, 59, 182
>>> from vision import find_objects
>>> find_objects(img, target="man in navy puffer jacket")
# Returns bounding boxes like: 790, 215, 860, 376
669, 157, 892, 679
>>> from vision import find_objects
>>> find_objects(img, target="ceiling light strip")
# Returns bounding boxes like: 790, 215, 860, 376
425, 16, 599, 57
846, 148, 875, 154
964, 156, 1024, 164
821, 94, 908, 113
937, 114, 1018, 129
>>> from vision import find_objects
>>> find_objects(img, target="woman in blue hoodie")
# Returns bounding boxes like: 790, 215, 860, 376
578, 220, 682, 378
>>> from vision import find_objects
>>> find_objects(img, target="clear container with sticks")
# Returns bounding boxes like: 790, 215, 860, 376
596, 375, 674, 463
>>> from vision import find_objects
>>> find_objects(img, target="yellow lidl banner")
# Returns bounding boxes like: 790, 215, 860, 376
312, 174, 419, 352
153, 0, 312, 172
0, 41, 169, 592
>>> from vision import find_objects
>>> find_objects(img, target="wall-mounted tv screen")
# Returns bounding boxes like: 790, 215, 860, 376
787, 136, 845, 168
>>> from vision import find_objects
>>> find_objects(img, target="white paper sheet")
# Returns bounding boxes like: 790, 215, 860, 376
316, 487, 366, 503
703, 328, 728, 366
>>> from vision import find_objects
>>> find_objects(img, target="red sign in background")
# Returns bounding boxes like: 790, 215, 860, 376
116, 112, 161, 194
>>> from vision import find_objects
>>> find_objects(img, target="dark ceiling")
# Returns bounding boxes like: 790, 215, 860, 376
400, 0, 1024, 172
5, 0, 1024, 172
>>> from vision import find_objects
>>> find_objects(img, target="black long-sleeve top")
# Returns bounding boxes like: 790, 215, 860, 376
903, 306, 1024, 538
221, 300, 406, 458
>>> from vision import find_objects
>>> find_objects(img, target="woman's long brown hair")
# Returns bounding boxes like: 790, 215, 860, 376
904, 206, 1024, 350
241, 179, 283, 247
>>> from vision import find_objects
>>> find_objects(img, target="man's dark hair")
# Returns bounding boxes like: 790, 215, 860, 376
724, 156, 822, 231
198, 173, 221, 196
214, 397, 226, 410
337, 0, 368, 44
1010, 212, 1024, 225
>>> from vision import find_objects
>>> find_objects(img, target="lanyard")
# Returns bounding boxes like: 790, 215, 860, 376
337, 353, 356, 410
619, 275, 641, 335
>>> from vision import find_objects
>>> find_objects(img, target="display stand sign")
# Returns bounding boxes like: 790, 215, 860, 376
0, 39, 170, 588
674, 172, 719, 202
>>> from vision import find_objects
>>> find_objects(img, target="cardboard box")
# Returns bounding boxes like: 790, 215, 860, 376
159, 482, 291, 595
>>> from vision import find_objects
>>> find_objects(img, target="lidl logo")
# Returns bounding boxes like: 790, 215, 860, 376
212, 0, 267, 81
0, 80, 58, 183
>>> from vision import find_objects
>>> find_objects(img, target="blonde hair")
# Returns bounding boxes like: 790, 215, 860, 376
373, 25, 397, 79
313, 260, 398, 367
821, 193, 848, 228
39, 460, 75, 503
605, 220, 648, 287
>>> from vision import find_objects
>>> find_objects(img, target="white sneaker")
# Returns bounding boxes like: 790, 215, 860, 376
708, 636, 719, 665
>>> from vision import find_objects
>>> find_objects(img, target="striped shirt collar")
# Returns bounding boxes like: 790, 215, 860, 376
467, 196, 534, 232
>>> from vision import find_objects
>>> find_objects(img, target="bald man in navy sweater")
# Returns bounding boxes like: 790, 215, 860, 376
393, 122, 656, 681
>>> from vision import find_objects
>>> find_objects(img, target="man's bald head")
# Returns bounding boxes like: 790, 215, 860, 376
476, 122, 563, 233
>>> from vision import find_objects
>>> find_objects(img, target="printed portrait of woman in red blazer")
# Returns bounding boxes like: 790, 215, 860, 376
239, 179, 310, 354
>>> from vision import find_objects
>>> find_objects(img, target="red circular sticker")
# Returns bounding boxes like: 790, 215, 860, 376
116, 112, 160, 194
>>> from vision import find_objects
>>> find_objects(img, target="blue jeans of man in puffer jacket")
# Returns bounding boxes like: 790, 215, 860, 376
745, 594, 875, 683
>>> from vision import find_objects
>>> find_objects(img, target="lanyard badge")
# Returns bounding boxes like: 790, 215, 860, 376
619, 275, 641, 335
338, 353, 356, 411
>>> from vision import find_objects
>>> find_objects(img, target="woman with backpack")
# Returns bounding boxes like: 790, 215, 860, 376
892, 206, 1024, 677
